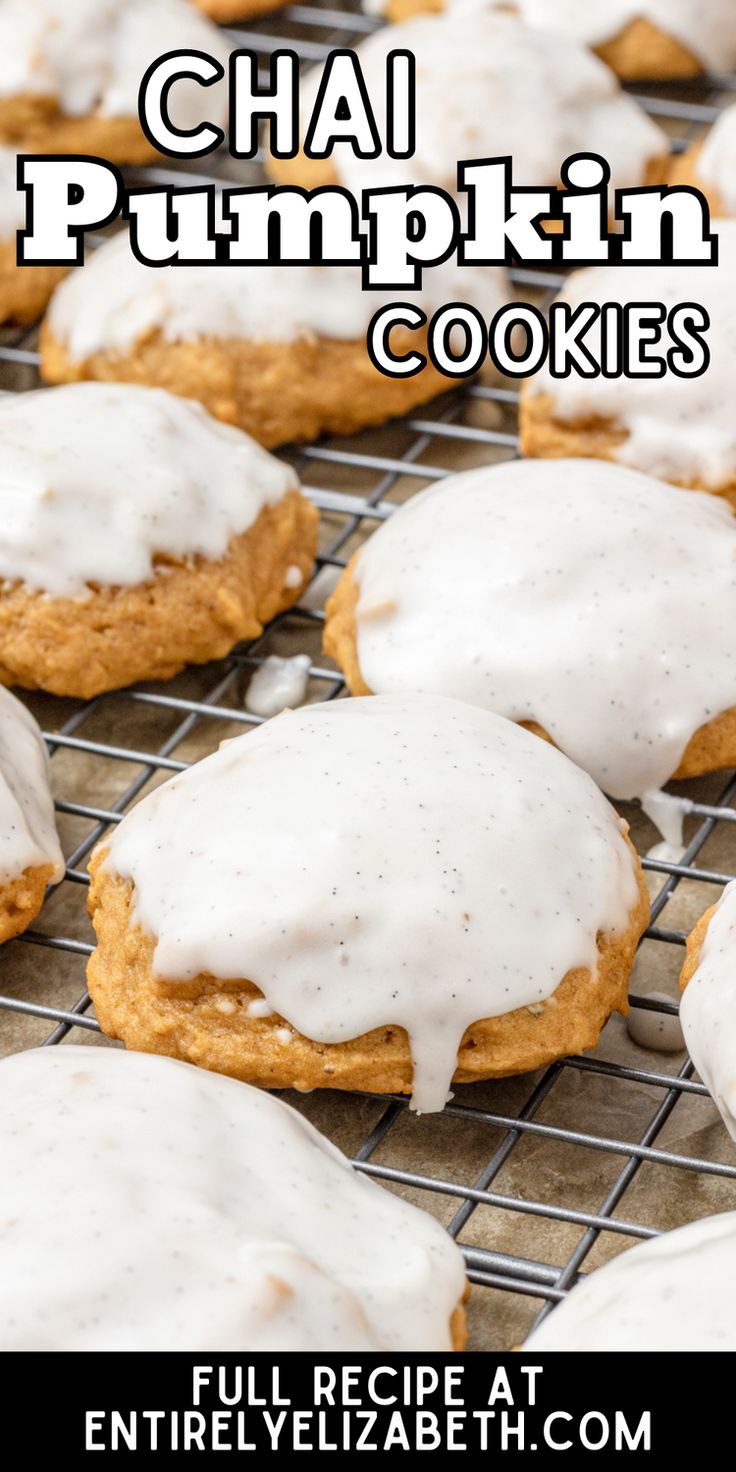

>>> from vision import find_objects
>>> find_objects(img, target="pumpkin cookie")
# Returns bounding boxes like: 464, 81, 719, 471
0, 382, 317, 698
0, 1045, 468, 1350
520, 221, 736, 505
668, 103, 736, 217
271, 11, 668, 195
680, 883, 736, 1142
526, 1211, 736, 1349
87, 693, 649, 1113
323, 458, 736, 823
0, 685, 63, 944
40, 236, 508, 446
366, 1, 736, 80
0, 0, 230, 163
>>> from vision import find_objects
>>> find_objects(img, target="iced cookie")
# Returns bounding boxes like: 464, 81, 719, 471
87, 693, 649, 1113
366, 0, 736, 81
526, 1212, 736, 1349
680, 883, 736, 1141
520, 221, 736, 504
40, 237, 507, 446
0, 1046, 467, 1350
0, 686, 63, 944
270, 11, 668, 195
0, 146, 66, 323
668, 103, 736, 217
323, 459, 736, 832
0, 383, 317, 698
0, 0, 230, 163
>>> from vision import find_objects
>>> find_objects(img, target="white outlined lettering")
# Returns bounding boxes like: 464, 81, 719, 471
138, 49, 225, 159
18, 155, 123, 266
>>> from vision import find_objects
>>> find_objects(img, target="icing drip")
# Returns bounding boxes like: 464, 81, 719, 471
0, 1046, 465, 1349
646, 841, 686, 866
527, 220, 736, 491
46, 233, 508, 362
365, 0, 736, 72
526, 1211, 736, 1349
698, 103, 736, 214
102, 693, 641, 1114
681, 881, 736, 1140
643, 834, 686, 902
302, 11, 666, 195
0, 383, 299, 598
0, 686, 63, 887
0, 0, 230, 126
245, 655, 311, 719
640, 792, 694, 855
283, 564, 304, 590
348, 458, 736, 810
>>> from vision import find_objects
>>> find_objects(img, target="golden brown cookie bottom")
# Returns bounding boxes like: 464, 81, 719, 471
0, 862, 56, 945
678, 893, 736, 1147
40, 323, 458, 448
0, 95, 159, 164
0, 489, 317, 699
378, 6, 703, 80
679, 903, 718, 998
86, 848, 649, 1096
195, 0, 290, 16
0, 240, 66, 326
519, 389, 736, 511
324, 560, 736, 784
449, 1301, 468, 1351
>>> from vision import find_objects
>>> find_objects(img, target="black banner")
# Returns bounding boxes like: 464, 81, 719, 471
5, 1351, 716, 1460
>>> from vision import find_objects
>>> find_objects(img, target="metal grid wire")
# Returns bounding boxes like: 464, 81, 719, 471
1, 0, 736, 1347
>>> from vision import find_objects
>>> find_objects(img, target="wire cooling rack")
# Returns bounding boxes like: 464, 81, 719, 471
1, 0, 736, 1350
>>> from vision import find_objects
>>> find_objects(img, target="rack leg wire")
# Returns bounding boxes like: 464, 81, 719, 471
0, 0, 734, 1347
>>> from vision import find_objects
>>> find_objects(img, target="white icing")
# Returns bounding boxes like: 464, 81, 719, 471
46, 232, 508, 361
247, 998, 274, 1019
646, 841, 686, 866
640, 791, 694, 854
0, 145, 24, 238
0, 1046, 465, 1350
0, 0, 230, 126
681, 881, 736, 1140
698, 103, 736, 214
0, 686, 63, 888
526, 220, 736, 491
346, 458, 736, 806
245, 654, 311, 719
0, 383, 299, 598
626, 991, 685, 1053
102, 693, 641, 1114
284, 564, 304, 590
304, 12, 666, 196
526, 1211, 736, 1350
366, 0, 736, 72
